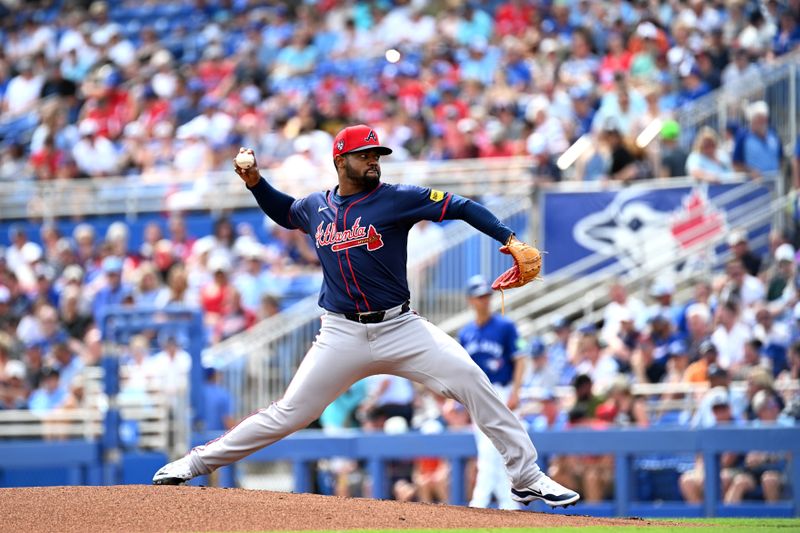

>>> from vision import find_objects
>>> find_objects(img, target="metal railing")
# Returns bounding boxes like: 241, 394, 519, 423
675, 49, 799, 151
0, 366, 170, 449
0, 157, 534, 222
437, 177, 778, 339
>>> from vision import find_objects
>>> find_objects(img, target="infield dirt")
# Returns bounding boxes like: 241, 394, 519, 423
1, 485, 683, 532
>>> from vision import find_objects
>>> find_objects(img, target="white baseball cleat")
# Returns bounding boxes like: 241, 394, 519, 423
511, 475, 581, 508
152, 455, 195, 485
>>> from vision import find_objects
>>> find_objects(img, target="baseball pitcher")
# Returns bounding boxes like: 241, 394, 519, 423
153, 124, 579, 508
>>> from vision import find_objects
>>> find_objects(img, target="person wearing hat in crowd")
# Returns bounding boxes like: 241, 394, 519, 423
753, 304, 789, 376
733, 100, 784, 180
679, 385, 744, 504
523, 337, 558, 392
91, 255, 132, 323
689, 362, 748, 428
547, 315, 574, 386
684, 339, 720, 384
657, 119, 689, 178
459, 274, 528, 510
201, 366, 235, 433
765, 243, 795, 302
725, 389, 788, 504
726, 229, 762, 277
518, 387, 567, 433
0, 360, 29, 410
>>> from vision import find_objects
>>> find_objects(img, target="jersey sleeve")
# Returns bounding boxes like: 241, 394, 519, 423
288, 196, 312, 234
394, 184, 454, 224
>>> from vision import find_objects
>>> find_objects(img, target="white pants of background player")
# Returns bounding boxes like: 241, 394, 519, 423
188, 307, 543, 492
470, 383, 519, 510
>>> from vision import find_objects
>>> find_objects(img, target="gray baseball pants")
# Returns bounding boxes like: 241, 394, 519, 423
189, 308, 542, 488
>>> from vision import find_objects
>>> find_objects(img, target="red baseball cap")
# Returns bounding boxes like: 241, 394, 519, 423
332, 124, 393, 158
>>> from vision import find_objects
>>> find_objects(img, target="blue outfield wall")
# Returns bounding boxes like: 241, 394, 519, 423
187, 426, 800, 518
0, 426, 798, 517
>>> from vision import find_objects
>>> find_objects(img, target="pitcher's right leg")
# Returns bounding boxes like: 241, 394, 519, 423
153, 314, 378, 484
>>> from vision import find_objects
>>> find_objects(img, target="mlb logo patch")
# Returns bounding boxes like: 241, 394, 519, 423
429, 190, 445, 202
336, 140, 345, 152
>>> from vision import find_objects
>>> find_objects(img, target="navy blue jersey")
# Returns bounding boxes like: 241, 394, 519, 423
289, 183, 453, 312
249, 178, 514, 313
459, 315, 523, 386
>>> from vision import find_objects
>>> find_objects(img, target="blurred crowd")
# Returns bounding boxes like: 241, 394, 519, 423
311, 228, 799, 505
0, 211, 321, 420
0, 0, 798, 186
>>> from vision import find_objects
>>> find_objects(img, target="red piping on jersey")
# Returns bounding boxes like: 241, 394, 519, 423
438, 193, 452, 222
327, 190, 359, 312
343, 183, 383, 311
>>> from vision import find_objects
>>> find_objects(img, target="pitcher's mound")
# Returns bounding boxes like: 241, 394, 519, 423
1, 485, 670, 532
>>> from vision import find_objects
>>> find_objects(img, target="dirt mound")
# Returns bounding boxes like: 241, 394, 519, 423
1, 485, 674, 532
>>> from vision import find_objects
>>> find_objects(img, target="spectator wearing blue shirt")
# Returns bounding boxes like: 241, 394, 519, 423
547, 315, 574, 386
733, 101, 784, 178
773, 12, 800, 57
675, 63, 711, 108
201, 367, 235, 432
92, 256, 132, 322
28, 367, 66, 414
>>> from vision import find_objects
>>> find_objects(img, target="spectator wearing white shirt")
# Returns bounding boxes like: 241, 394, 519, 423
719, 257, 765, 309
601, 281, 647, 344
711, 301, 752, 370
71, 119, 120, 177
2, 59, 44, 117
146, 336, 192, 397
572, 330, 619, 392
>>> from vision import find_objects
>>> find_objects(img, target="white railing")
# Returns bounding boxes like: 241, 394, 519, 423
204, 196, 533, 417
437, 176, 777, 338
0, 366, 171, 450
676, 49, 799, 152
208, 176, 783, 416
0, 157, 534, 221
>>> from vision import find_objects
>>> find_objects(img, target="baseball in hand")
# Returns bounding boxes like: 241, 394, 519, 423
235, 148, 255, 170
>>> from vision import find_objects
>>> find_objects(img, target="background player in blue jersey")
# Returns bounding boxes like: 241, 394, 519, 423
460, 275, 529, 509
153, 124, 580, 508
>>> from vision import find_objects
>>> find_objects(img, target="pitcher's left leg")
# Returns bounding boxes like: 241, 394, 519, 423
376, 314, 539, 487
375, 313, 579, 507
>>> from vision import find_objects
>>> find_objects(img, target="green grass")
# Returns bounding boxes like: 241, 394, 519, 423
255, 519, 800, 533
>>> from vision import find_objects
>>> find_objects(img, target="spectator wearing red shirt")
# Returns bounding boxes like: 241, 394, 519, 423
599, 33, 632, 89
30, 135, 72, 180
213, 288, 257, 343
200, 255, 233, 328
495, 0, 536, 37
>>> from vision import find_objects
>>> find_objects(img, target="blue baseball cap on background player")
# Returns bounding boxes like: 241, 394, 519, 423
332, 124, 393, 158
466, 275, 493, 297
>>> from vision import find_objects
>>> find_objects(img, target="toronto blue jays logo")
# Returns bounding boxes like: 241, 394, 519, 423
315, 217, 384, 252
336, 140, 345, 151
365, 130, 377, 142
573, 187, 726, 270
